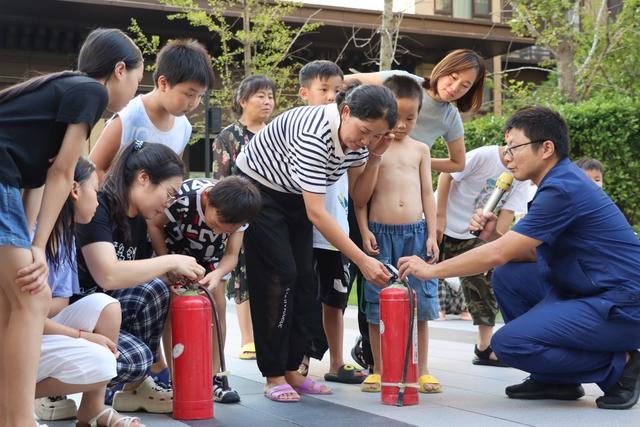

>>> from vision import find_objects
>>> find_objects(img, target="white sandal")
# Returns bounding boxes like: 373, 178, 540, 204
75, 407, 144, 427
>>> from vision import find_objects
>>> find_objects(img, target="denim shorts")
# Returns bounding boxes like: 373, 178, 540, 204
364, 220, 439, 324
0, 182, 31, 249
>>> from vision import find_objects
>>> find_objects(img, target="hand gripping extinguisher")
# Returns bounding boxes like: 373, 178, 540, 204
379, 264, 419, 406
171, 282, 228, 420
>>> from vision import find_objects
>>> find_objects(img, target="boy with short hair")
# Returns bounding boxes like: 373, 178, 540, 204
436, 145, 529, 366
296, 60, 368, 384
355, 75, 441, 393
575, 157, 605, 188
91, 38, 214, 181
148, 176, 261, 403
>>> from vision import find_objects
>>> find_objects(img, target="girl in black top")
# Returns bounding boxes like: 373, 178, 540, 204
0, 28, 143, 426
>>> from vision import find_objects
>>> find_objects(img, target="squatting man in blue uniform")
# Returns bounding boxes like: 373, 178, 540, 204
398, 106, 640, 410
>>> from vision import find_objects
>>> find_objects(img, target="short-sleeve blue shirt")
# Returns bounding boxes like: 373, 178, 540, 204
513, 158, 640, 301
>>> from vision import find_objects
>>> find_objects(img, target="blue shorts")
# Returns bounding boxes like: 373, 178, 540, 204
0, 182, 31, 249
364, 220, 439, 324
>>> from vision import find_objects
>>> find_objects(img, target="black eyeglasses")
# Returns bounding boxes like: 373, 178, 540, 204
504, 139, 547, 157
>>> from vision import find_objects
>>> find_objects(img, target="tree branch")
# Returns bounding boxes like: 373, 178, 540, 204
280, 8, 322, 61
577, 0, 608, 76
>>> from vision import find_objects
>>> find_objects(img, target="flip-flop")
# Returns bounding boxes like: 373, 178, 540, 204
472, 345, 508, 367
324, 364, 367, 384
293, 377, 332, 395
418, 374, 443, 394
239, 343, 256, 360
361, 374, 381, 392
263, 383, 300, 403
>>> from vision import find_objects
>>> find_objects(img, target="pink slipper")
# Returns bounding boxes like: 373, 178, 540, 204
264, 383, 300, 402
294, 377, 332, 395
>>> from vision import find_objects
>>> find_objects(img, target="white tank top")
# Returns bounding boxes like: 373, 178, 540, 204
117, 94, 192, 155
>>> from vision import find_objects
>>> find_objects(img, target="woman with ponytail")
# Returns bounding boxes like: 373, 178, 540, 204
0, 28, 143, 426
235, 82, 397, 402
74, 141, 204, 414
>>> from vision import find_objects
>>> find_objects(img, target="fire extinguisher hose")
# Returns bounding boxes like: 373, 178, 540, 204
396, 277, 415, 407
197, 285, 230, 390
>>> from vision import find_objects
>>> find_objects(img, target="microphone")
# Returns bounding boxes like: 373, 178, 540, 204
470, 172, 514, 237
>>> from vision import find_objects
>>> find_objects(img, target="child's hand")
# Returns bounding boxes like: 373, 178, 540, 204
362, 229, 379, 255
80, 331, 120, 358
368, 131, 394, 157
199, 270, 223, 291
426, 237, 439, 264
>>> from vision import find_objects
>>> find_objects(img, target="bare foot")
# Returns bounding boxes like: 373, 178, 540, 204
459, 311, 472, 321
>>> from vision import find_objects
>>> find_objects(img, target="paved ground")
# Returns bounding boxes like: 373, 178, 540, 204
46, 305, 639, 427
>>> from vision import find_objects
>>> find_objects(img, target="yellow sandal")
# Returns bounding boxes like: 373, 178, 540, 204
361, 374, 381, 392
418, 374, 443, 393
239, 343, 256, 360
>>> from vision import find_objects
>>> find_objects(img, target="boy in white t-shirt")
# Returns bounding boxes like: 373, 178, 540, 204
90, 39, 214, 182
436, 145, 528, 366
297, 60, 367, 384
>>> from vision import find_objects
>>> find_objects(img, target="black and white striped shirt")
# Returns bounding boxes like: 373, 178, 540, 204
236, 104, 369, 194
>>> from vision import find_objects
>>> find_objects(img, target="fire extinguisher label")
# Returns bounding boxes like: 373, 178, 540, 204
379, 319, 385, 335
173, 343, 185, 359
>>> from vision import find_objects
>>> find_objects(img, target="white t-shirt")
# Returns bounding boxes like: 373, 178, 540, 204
116, 94, 192, 155
444, 145, 529, 239
313, 174, 349, 250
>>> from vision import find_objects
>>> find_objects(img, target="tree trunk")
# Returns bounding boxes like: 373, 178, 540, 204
379, 0, 393, 71
243, 0, 252, 76
556, 40, 577, 101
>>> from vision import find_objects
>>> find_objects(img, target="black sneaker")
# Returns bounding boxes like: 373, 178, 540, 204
213, 375, 240, 404
596, 350, 640, 410
505, 377, 584, 400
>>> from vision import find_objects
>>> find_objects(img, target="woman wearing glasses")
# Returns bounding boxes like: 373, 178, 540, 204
74, 141, 205, 414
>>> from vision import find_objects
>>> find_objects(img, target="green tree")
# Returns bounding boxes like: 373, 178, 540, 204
507, 0, 640, 102
159, 0, 322, 113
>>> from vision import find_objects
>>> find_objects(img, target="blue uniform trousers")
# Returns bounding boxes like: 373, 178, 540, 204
491, 262, 640, 392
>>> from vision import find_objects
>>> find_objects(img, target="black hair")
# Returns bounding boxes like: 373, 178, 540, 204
206, 176, 261, 225
575, 157, 605, 174
46, 157, 96, 267
152, 39, 214, 90
503, 106, 570, 159
383, 75, 424, 112
299, 60, 344, 87
103, 141, 185, 245
0, 28, 142, 104
231, 75, 277, 117
335, 82, 398, 129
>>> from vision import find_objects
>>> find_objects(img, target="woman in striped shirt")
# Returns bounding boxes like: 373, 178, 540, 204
236, 84, 397, 402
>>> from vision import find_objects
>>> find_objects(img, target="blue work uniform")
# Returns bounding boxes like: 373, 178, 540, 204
491, 158, 640, 392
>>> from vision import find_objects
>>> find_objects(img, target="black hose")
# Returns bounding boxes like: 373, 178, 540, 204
396, 283, 415, 407
198, 285, 229, 390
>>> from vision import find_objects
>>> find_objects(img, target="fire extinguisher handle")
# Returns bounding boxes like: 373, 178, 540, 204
384, 263, 399, 283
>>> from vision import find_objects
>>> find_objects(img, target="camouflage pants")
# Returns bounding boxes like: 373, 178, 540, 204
226, 246, 250, 304
440, 235, 498, 326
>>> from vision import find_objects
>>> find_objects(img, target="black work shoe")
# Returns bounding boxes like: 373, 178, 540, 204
506, 377, 584, 400
596, 350, 640, 410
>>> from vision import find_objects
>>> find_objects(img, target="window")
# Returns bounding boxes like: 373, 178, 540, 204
472, 0, 492, 18
435, 0, 453, 15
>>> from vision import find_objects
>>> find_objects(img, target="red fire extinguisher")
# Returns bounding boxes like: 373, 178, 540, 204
171, 287, 213, 420
380, 265, 419, 406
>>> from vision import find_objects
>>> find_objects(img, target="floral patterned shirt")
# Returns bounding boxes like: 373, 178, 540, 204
212, 121, 255, 179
